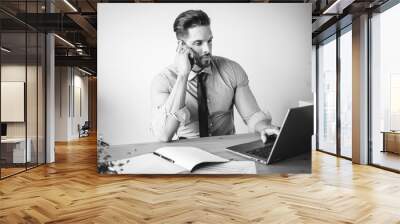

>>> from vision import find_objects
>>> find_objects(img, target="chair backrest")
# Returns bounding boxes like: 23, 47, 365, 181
82, 121, 90, 129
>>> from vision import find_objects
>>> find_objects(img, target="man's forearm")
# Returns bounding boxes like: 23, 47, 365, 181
158, 74, 189, 141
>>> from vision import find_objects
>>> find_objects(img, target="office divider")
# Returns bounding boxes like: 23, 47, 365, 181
0, 1, 47, 179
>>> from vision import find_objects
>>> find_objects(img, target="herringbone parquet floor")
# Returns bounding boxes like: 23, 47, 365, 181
1, 134, 400, 223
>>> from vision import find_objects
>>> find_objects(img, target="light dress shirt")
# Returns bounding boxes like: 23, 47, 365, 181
150, 55, 271, 140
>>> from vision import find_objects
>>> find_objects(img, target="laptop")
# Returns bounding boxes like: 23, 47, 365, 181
1, 123, 7, 140
226, 105, 313, 165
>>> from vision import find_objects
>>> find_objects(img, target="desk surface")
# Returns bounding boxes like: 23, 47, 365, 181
1, 138, 28, 143
98, 133, 311, 174
381, 131, 400, 134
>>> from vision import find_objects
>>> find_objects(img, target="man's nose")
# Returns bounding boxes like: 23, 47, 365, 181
202, 43, 210, 54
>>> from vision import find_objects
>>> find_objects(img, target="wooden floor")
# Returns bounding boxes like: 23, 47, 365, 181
1, 135, 400, 223
372, 150, 400, 171
1, 167, 26, 178
1, 163, 45, 178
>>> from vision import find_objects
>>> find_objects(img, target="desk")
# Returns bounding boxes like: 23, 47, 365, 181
98, 133, 311, 174
381, 131, 400, 154
1, 138, 31, 164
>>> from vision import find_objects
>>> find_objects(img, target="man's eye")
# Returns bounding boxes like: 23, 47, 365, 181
194, 42, 201, 46
208, 40, 213, 43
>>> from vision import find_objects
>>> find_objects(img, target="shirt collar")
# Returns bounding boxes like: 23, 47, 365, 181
188, 63, 212, 81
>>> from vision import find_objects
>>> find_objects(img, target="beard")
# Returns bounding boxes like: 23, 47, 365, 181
194, 52, 212, 68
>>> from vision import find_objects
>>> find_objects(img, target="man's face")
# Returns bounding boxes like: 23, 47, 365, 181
182, 25, 213, 69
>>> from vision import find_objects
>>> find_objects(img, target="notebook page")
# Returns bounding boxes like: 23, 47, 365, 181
155, 146, 228, 171
192, 161, 257, 174
108, 153, 187, 174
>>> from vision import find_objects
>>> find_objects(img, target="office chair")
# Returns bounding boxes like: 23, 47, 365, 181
79, 121, 90, 138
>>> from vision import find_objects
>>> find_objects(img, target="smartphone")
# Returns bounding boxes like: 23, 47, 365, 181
188, 52, 195, 68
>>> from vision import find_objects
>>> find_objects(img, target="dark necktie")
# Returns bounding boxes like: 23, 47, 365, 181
197, 72, 209, 137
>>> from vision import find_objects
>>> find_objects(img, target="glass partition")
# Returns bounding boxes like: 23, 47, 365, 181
38, 32, 45, 165
0, 1, 46, 179
27, 30, 38, 169
1, 31, 28, 177
26, 0, 42, 169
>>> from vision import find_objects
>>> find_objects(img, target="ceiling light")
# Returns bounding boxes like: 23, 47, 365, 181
54, 34, 75, 48
78, 67, 92, 76
323, 0, 355, 14
63, 0, 78, 12
323, 0, 341, 14
1, 47, 11, 53
76, 48, 84, 55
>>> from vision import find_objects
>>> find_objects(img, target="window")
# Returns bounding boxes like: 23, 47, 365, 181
318, 36, 337, 154
370, 2, 400, 171
339, 28, 352, 158
390, 74, 400, 130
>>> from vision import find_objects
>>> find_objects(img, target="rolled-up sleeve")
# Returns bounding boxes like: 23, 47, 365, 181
150, 74, 191, 138
231, 62, 272, 132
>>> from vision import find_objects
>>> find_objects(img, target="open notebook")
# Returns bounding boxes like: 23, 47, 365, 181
108, 146, 256, 174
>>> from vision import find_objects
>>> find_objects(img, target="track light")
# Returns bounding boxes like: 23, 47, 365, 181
54, 34, 75, 48
78, 67, 93, 76
323, 0, 355, 15
63, 0, 78, 12
1, 47, 11, 53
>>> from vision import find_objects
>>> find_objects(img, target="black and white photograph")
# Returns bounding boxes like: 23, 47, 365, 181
97, 3, 313, 175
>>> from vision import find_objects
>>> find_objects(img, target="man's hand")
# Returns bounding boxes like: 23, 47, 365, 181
260, 125, 280, 144
174, 40, 193, 77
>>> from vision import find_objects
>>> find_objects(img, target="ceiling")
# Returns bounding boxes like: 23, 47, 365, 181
0, 0, 392, 75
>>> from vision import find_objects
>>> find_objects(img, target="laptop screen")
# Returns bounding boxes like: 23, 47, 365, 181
1, 123, 7, 137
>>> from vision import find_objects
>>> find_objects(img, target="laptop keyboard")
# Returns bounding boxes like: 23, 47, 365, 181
247, 142, 274, 158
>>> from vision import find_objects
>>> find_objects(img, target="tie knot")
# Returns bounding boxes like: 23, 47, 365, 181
197, 72, 207, 82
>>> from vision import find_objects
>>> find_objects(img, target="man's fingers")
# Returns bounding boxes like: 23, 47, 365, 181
176, 40, 182, 52
264, 129, 275, 136
264, 128, 280, 135
261, 128, 280, 144
178, 45, 189, 55
186, 46, 194, 55
261, 132, 267, 144
177, 40, 189, 54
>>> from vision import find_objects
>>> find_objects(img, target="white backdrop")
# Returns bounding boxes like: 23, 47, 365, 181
98, 3, 312, 145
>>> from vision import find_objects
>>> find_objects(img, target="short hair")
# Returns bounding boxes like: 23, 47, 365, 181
173, 10, 210, 39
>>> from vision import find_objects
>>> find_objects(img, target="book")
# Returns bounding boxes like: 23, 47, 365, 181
107, 146, 256, 174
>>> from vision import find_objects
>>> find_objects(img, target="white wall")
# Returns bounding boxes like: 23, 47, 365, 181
72, 73, 89, 138
1, 65, 37, 138
98, 3, 312, 145
55, 67, 69, 141
55, 67, 89, 141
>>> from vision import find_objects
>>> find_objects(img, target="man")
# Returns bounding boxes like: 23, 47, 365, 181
151, 9, 279, 143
